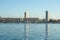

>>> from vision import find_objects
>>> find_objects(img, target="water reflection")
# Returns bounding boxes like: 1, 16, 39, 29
24, 23, 29, 40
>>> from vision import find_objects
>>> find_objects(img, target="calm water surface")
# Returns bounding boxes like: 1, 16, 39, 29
0, 23, 60, 40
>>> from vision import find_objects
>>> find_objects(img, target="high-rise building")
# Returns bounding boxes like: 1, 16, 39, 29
24, 12, 27, 18
24, 12, 29, 18
24, 11, 29, 22
46, 10, 48, 21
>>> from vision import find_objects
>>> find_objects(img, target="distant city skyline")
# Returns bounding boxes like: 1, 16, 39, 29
0, 0, 60, 19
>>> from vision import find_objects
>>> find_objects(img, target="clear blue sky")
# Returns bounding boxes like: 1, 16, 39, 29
0, 0, 60, 19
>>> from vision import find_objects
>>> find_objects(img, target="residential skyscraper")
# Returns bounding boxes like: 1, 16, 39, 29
24, 12, 29, 18
46, 10, 48, 21
24, 12, 27, 18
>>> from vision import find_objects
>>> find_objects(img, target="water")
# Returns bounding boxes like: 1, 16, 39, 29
0, 23, 60, 40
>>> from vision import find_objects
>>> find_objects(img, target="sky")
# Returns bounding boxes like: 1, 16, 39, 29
0, 0, 60, 19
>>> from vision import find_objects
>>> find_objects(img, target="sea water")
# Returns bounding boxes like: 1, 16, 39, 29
0, 23, 60, 40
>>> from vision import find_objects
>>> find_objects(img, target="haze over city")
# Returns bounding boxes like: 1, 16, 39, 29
0, 0, 60, 19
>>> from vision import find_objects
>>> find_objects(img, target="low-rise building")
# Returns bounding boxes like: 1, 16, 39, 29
23, 18, 39, 23
0, 18, 22, 23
